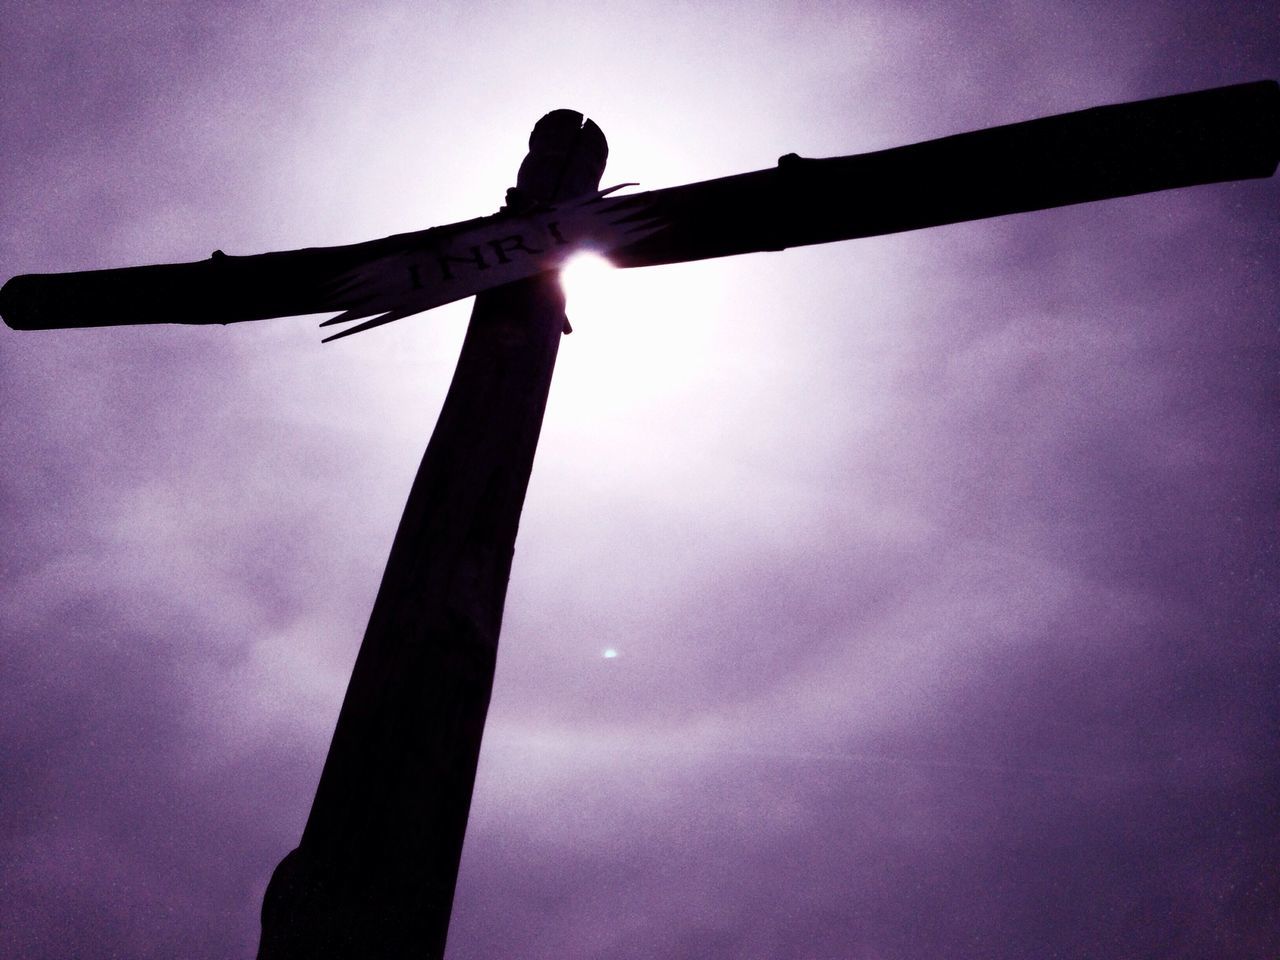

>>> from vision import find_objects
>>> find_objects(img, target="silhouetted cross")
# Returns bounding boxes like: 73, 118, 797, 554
3, 81, 1276, 960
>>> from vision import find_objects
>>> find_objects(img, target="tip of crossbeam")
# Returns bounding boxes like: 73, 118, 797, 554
0, 274, 45, 330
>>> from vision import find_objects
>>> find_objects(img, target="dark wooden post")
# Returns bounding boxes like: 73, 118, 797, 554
257, 110, 607, 960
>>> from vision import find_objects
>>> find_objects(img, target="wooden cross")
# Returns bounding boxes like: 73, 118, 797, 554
3, 80, 1276, 960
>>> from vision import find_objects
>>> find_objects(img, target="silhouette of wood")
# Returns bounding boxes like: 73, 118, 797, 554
611, 79, 1280, 267
2, 78, 1277, 960
3, 81, 1274, 334
255, 109, 607, 960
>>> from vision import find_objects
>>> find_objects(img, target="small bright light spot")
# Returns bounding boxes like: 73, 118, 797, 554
602, 648, 619, 659
559, 251, 616, 302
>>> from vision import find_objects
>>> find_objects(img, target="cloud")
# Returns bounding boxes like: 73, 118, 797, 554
2, 2, 1277, 957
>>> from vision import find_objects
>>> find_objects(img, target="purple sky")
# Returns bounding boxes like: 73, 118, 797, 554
2, 2, 1277, 957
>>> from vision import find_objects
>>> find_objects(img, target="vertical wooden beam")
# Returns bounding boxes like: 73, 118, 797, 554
257, 110, 607, 960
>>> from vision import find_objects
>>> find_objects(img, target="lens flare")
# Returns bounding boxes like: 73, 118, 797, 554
559, 251, 616, 302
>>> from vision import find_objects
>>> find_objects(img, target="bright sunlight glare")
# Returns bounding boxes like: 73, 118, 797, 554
553, 250, 729, 425
558, 251, 617, 305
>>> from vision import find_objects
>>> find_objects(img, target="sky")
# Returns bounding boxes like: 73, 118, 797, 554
1, 2, 1277, 957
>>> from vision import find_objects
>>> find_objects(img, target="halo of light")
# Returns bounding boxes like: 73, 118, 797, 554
559, 251, 616, 302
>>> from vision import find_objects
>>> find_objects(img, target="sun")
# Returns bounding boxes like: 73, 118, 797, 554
552, 250, 728, 425
558, 251, 616, 306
